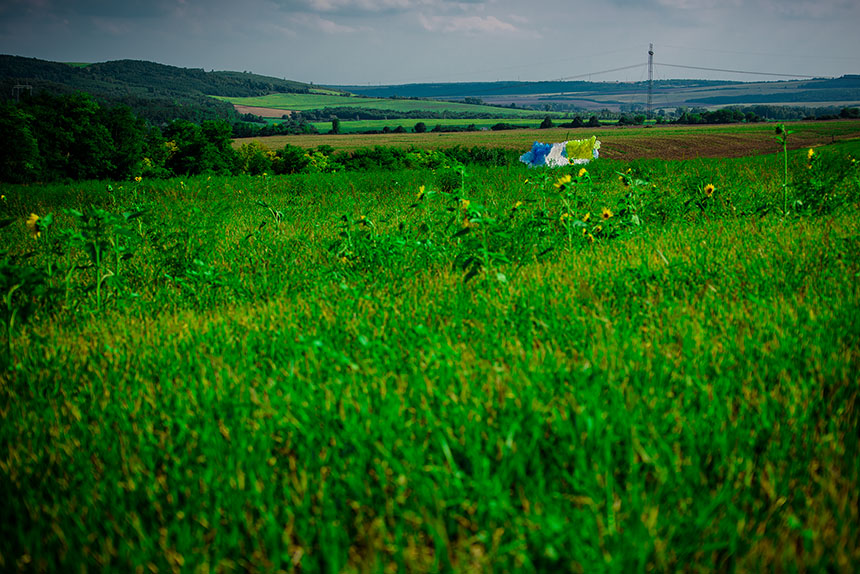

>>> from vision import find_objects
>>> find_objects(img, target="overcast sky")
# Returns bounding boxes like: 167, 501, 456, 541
1, 0, 859, 86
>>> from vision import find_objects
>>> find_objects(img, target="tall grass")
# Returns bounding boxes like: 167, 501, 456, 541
1, 141, 859, 573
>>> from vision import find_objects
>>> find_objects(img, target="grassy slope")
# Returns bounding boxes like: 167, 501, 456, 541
304, 118, 544, 133
1, 135, 859, 572
214, 93, 549, 117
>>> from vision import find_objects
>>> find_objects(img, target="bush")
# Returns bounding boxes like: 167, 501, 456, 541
273, 144, 310, 175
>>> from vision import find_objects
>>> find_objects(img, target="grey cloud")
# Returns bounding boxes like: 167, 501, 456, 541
272, 0, 490, 15
8, 0, 179, 18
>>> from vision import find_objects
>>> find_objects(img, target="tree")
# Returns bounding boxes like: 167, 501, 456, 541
237, 141, 271, 175
587, 116, 601, 128
539, 116, 554, 129
26, 92, 115, 181
413, 122, 427, 133
200, 120, 240, 174
100, 105, 147, 179
330, 117, 340, 134
273, 144, 310, 174
162, 119, 238, 176
0, 103, 40, 183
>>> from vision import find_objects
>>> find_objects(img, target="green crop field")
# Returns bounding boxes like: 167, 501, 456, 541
306, 118, 546, 134
2, 126, 859, 572
254, 117, 605, 134
213, 93, 550, 117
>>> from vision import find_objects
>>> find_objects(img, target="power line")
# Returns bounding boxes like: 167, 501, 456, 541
393, 63, 649, 100
658, 44, 860, 63
552, 63, 646, 82
656, 62, 820, 79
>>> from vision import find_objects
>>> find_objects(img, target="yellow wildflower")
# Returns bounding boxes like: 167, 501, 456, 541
554, 174, 572, 189
417, 185, 425, 200
587, 233, 595, 244
134, 176, 142, 183
512, 201, 523, 211
601, 207, 613, 220
583, 212, 590, 222
807, 148, 815, 161
460, 199, 471, 211
578, 168, 587, 178
560, 212, 572, 222
704, 184, 715, 198
26, 213, 40, 239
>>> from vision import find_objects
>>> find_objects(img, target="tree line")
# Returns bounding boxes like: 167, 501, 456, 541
0, 92, 242, 183
0, 92, 521, 184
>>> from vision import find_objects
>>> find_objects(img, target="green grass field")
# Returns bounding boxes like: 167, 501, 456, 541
254, 117, 601, 134
307, 118, 544, 134
1, 130, 859, 572
214, 93, 550, 117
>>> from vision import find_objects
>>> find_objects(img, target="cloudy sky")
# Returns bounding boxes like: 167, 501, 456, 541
1, 0, 858, 86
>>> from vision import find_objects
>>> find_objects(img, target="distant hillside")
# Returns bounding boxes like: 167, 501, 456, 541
332, 79, 735, 99
0, 55, 324, 124
334, 76, 860, 112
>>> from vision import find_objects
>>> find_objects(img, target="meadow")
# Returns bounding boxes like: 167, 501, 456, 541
1, 125, 859, 573
214, 93, 549, 117
309, 118, 544, 134
245, 117, 547, 135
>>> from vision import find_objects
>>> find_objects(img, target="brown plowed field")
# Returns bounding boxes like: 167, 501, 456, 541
234, 105, 292, 118
234, 120, 860, 161
602, 126, 858, 160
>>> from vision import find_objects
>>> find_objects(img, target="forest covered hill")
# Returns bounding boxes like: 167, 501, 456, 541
0, 55, 324, 124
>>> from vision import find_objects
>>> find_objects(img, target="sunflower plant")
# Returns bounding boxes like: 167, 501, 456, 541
0, 250, 49, 365
791, 147, 859, 214
62, 207, 144, 311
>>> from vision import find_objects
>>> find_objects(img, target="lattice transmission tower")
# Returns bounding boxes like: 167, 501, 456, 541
647, 43, 654, 119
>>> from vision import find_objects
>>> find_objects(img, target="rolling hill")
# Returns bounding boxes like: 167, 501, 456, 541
0, 55, 327, 124
334, 76, 860, 112
3, 55, 859, 127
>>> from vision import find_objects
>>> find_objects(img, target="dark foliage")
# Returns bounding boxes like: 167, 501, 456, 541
0, 92, 241, 182
0, 55, 321, 125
